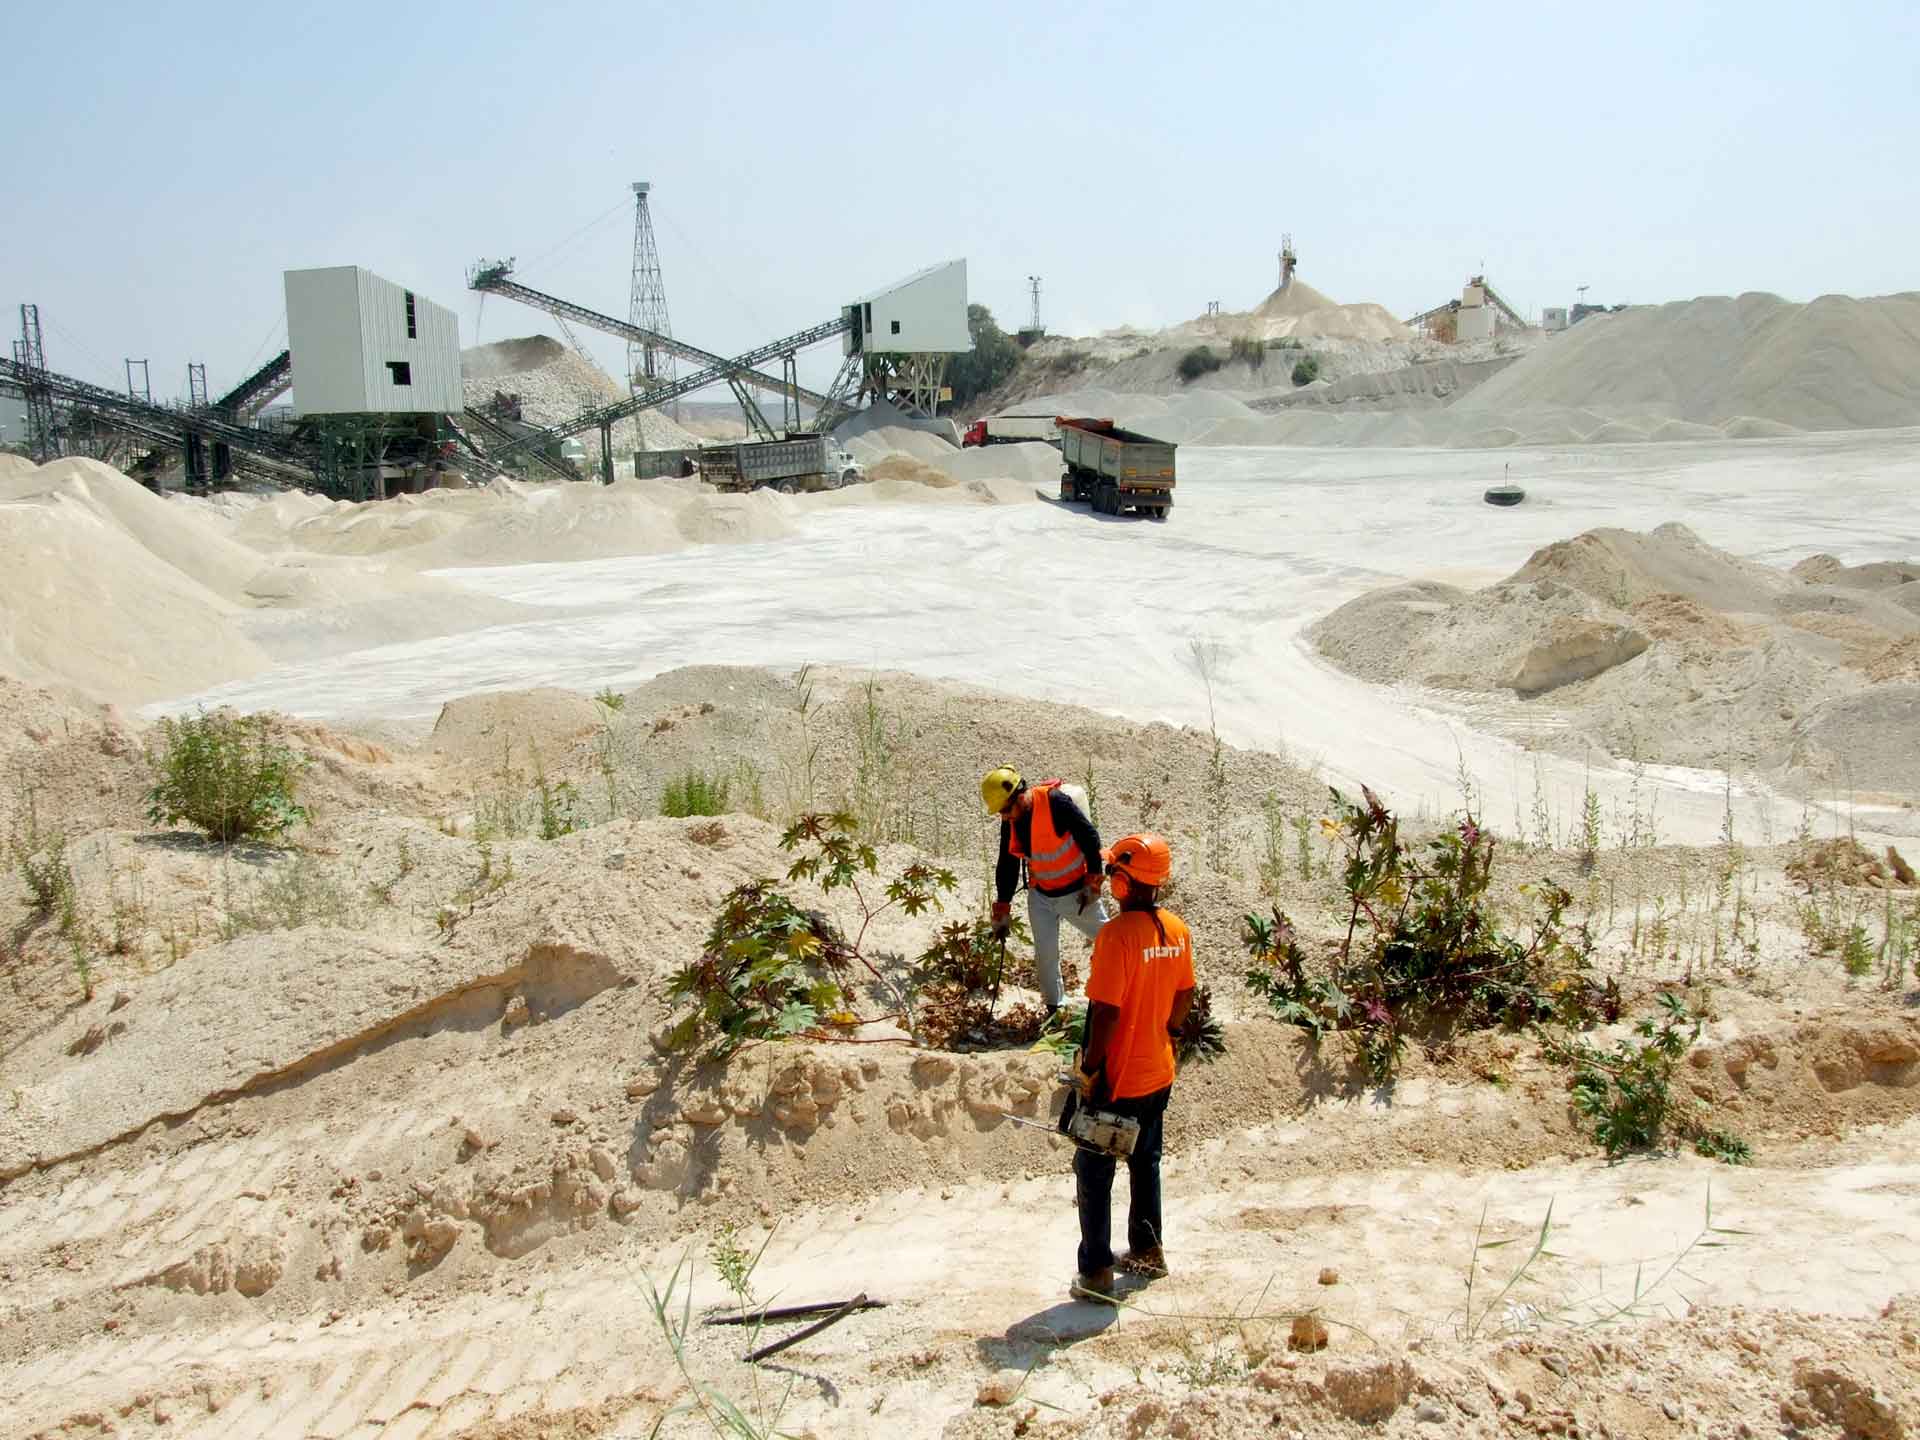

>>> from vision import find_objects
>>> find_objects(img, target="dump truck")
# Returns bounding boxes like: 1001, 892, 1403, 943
1055, 417, 1175, 518
634, 435, 862, 492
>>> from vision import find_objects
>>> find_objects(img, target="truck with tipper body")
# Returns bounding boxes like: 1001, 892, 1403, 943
634, 435, 862, 493
1055, 417, 1175, 518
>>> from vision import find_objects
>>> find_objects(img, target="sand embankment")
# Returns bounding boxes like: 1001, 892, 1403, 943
1000, 289, 1920, 449
1312, 522, 1920, 794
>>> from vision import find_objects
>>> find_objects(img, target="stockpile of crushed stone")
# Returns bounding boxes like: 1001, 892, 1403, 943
1003, 290, 1920, 449
460, 334, 701, 458
1454, 290, 1920, 432
1249, 277, 1410, 342
1311, 523, 1920, 792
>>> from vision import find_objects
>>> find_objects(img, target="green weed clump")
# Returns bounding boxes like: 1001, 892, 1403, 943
10, 793, 76, 929
1290, 354, 1321, 386
146, 710, 308, 843
1228, 335, 1266, 369
1243, 786, 1609, 1083
662, 768, 731, 819
1547, 992, 1749, 1163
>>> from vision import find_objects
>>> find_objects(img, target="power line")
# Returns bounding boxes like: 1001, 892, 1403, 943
523, 198, 631, 272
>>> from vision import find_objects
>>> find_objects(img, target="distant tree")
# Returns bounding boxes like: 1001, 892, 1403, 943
946, 305, 1024, 409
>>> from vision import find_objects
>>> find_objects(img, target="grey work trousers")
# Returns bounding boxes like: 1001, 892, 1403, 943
1028, 884, 1112, 1008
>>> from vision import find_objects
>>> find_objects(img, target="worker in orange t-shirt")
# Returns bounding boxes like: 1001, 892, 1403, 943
1067, 832, 1194, 1303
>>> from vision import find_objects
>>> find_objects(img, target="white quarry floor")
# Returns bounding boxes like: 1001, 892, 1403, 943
174, 431, 1920, 845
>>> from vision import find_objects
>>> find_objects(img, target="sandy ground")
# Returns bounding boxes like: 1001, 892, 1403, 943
164, 430, 1920, 848
1, 663, 1916, 1439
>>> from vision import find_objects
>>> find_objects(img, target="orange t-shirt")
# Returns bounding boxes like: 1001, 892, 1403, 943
1084, 908, 1196, 1101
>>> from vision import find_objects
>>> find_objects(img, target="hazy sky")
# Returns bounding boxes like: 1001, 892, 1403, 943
6, 0, 1914, 401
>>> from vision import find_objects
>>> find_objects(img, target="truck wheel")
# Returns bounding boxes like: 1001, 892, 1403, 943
1098, 482, 1117, 515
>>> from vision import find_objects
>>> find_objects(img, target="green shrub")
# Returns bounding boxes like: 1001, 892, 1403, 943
1291, 354, 1321, 386
146, 711, 308, 843
661, 768, 731, 818
1547, 992, 1749, 1163
1177, 346, 1223, 383
1228, 336, 1266, 369
666, 812, 957, 1055
1243, 786, 1609, 1083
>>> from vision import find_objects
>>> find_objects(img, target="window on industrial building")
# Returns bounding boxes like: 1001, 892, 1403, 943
386, 361, 412, 386
890, 320, 901, 335
405, 291, 417, 339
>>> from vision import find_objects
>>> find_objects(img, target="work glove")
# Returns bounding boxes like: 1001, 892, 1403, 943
990, 901, 1012, 938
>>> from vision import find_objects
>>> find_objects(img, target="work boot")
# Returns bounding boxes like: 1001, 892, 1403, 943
1069, 1267, 1117, 1305
1116, 1247, 1169, 1279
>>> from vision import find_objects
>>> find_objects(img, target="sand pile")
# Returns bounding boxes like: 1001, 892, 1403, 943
0, 459, 560, 704
0, 458, 271, 701
460, 333, 701, 456
834, 397, 962, 464
1456, 290, 1920, 432
1250, 277, 1411, 342
1312, 523, 1920, 785
1001, 289, 1920, 449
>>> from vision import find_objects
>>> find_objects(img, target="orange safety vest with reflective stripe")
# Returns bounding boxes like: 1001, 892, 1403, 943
1008, 780, 1089, 891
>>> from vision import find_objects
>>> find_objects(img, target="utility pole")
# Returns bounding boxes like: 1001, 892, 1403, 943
1028, 276, 1042, 333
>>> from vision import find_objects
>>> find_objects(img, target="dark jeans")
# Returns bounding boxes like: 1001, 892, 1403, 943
1074, 1085, 1171, 1277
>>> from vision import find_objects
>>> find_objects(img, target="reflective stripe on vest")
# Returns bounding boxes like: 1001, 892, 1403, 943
1012, 780, 1088, 890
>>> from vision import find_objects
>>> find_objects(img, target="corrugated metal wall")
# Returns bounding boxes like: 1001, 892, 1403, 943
859, 260, 972, 355
286, 268, 369, 416
286, 266, 462, 416
353, 269, 462, 414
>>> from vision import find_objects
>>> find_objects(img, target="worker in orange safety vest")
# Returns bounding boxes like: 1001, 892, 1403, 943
981, 765, 1110, 1013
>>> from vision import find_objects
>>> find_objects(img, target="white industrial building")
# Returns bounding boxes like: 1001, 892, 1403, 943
843, 260, 970, 357
838, 260, 969, 420
1455, 279, 1495, 342
1542, 306, 1569, 333
285, 266, 462, 416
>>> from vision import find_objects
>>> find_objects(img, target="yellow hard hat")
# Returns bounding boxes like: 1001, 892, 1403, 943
981, 765, 1023, 816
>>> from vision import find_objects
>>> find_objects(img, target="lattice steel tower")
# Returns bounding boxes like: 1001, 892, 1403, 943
626, 182, 675, 396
